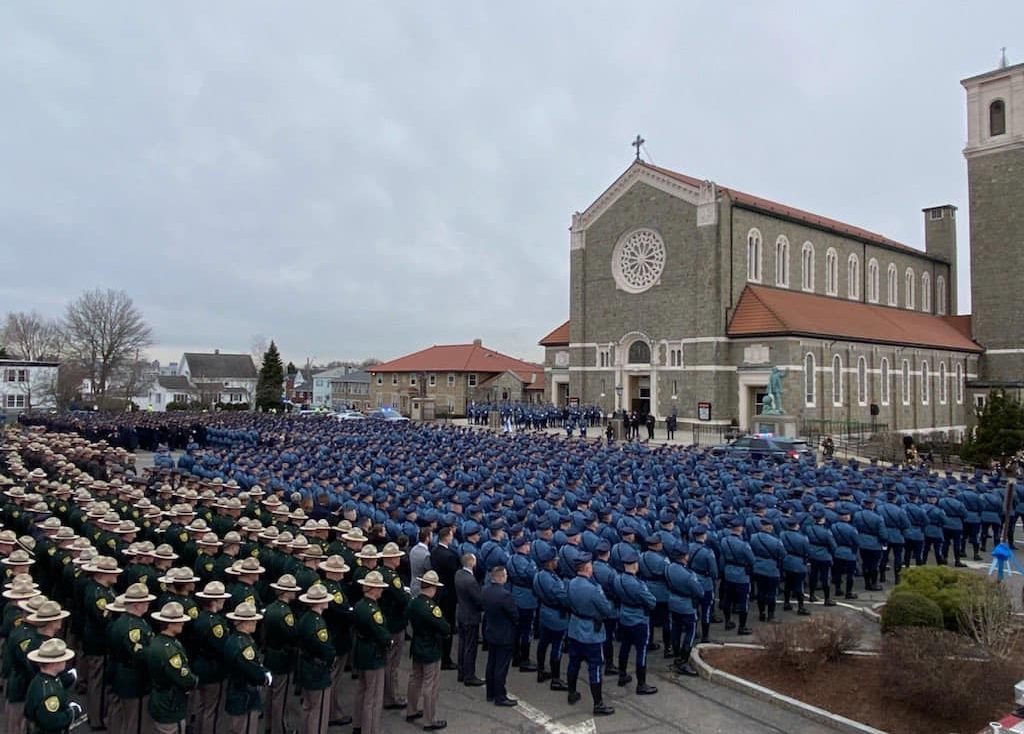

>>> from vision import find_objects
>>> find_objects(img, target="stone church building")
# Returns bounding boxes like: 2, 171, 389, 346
542, 61, 1023, 438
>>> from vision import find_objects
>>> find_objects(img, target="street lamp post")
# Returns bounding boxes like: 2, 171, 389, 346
615, 385, 624, 416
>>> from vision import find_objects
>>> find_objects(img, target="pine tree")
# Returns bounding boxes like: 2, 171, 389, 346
255, 340, 285, 411
961, 390, 1024, 466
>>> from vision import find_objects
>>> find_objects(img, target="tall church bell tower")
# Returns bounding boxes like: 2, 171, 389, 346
962, 59, 1024, 386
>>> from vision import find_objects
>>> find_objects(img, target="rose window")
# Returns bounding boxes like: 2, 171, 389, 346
612, 229, 665, 294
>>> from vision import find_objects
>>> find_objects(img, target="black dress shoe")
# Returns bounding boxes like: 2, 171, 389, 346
463, 677, 485, 687
568, 691, 582, 705
406, 711, 424, 722
384, 701, 408, 711
737, 627, 753, 636
495, 698, 518, 707
330, 716, 353, 726
440, 661, 458, 671
593, 702, 615, 716
424, 722, 448, 732
549, 679, 568, 691
519, 661, 538, 672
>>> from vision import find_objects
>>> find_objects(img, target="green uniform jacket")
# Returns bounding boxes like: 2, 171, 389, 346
320, 578, 353, 657
82, 580, 115, 655
6, 625, 41, 703
189, 610, 228, 685
145, 634, 197, 724
294, 611, 333, 691
293, 566, 319, 592
227, 581, 258, 611
351, 598, 391, 672
223, 632, 268, 715
378, 567, 411, 634
407, 594, 451, 664
194, 553, 218, 585
121, 563, 153, 594
261, 600, 297, 675
24, 672, 74, 734
108, 614, 154, 698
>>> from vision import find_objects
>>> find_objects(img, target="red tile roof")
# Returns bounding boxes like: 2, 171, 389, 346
727, 285, 981, 352
645, 163, 938, 261
371, 342, 545, 375
539, 320, 570, 347
476, 370, 546, 391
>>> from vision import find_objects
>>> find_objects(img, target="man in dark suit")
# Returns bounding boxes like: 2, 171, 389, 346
429, 526, 460, 669
481, 566, 518, 707
454, 553, 484, 687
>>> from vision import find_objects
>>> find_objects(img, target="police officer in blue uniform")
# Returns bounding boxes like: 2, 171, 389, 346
831, 508, 860, 599
638, 534, 671, 656
750, 516, 785, 622
532, 546, 569, 690
719, 517, 755, 635
565, 553, 616, 716
687, 526, 719, 643
590, 540, 620, 676
779, 516, 811, 615
611, 546, 655, 690
507, 536, 538, 672
665, 545, 703, 677
853, 496, 886, 591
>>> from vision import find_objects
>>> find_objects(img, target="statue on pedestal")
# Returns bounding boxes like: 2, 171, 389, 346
762, 366, 787, 416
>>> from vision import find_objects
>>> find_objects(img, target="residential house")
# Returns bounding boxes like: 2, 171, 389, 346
1, 358, 59, 414
136, 375, 198, 412
178, 351, 258, 407
311, 366, 372, 411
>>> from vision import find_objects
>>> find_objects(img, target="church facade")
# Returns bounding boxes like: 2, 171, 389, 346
542, 61, 1024, 438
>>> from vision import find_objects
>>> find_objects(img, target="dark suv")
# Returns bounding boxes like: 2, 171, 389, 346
711, 434, 816, 463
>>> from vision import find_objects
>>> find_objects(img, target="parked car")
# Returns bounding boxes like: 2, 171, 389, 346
711, 433, 816, 463
335, 409, 366, 421
367, 407, 410, 422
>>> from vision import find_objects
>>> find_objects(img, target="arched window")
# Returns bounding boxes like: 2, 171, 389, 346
867, 258, 880, 303
804, 352, 816, 407
825, 248, 839, 295
746, 229, 762, 283
628, 340, 651, 364
848, 254, 861, 299
880, 358, 890, 405
936, 276, 947, 315
921, 272, 931, 312
832, 354, 843, 405
775, 236, 790, 287
887, 263, 898, 306
920, 361, 930, 404
990, 99, 1006, 137
901, 360, 911, 405
939, 361, 947, 404
857, 356, 867, 405
801, 242, 815, 291
905, 268, 915, 309
955, 363, 964, 404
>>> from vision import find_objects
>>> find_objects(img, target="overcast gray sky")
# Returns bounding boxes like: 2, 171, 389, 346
1, 2, 1018, 366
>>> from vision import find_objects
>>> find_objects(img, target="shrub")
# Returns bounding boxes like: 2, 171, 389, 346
894, 565, 985, 630
805, 615, 863, 662
756, 622, 811, 671
880, 591, 944, 634
956, 578, 1019, 657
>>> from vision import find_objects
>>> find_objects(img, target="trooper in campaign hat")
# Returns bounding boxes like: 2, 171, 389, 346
223, 602, 270, 734
107, 583, 155, 734
148, 602, 198, 734
376, 542, 411, 713
25, 639, 82, 734
295, 584, 335, 734
352, 570, 391, 734
406, 570, 450, 731
192, 580, 231, 734
263, 574, 301, 734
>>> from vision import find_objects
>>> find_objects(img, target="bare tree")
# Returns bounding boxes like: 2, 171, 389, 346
62, 289, 153, 406
251, 335, 269, 364
2, 311, 64, 361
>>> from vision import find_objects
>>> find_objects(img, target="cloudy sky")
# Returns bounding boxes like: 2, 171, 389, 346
1, 2, 1018, 366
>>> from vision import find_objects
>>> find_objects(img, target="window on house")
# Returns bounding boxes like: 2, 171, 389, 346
628, 341, 651, 364
468, 374, 477, 387
921, 272, 931, 312
429, 374, 436, 387
848, 254, 860, 299
17, 369, 27, 382
409, 374, 417, 386
901, 360, 911, 405
939, 362, 947, 404
746, 229, 762, 283
867, 259, 880, 303
832, 354, 843, 405
880, 358, 890, 405
5, 395, 26, 408
391, 375, 398, 386
376, 375, 383, 385
905, 268, 915, 309
775, 236, 790, 287
955, 364, 964, 404
936, 276, 946, 315
804, 353, 815, 406
825, 248, 838, 295
887, 264, 898, 306
801, 242, 815, 291
174, 393, 188, 403
974, 393, 985, 411
857, 356, 867, 405
447, 373, 455, 387
929, 209, 944, 221
668, 348, 682, 367
990, 99, 1006, 137
598, 348, 612, 368
920, 361, 930, 404
154, 393, 162, 404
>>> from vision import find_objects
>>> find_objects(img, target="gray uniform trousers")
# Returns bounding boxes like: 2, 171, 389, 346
353, 668, 385, 734
405, 660, 441, 724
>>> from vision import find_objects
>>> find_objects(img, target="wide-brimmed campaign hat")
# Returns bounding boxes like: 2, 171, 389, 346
379, 542, 404, 558
27, 600, 71, 624
84, 556, 123, 575
355, 545, 382, 560
195, 581, 232, 600
121, 582, 156, 604
270, 574, 302, 592
159, 567, 200, 585
27, 637, 75, 664
226, 601, 264, 622
196, 532, 222, 547
152, 601, 192, 624
298, 584, 333, 605
1, 549, 33, 567
357, 570, 389, 589
2, 576, 40, 600
417, 570, 444, 588
225, 557, 265, 576
318, 555, 350, 574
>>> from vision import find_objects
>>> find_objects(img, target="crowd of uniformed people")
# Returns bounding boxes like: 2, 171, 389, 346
2, 412, 1023, 734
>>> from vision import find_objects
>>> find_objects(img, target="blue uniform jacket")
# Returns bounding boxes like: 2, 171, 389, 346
507, 553, 538, 610
750, 532, 785, 578
592, 560, 619, 620
665, 563, 704, 615
937, 497, 965, 531
779, 530, 811, 574
923, 504, 947, 539
903, 503, 926, 541
638, 550, 669, 602
831, 522, 860, 562
557, 543, 583, 580
566, 576, 615, 644
533, 569, 569, 632
612, 572, 656, 628
686, 542, 719, 592
852, 509, 886, 551
719, 534, 755, 584
961, 490, 982, 525
980, 491, 1004, 524
877, 503, 909, 545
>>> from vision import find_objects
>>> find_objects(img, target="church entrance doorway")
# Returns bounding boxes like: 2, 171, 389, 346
627, 374, 651, 416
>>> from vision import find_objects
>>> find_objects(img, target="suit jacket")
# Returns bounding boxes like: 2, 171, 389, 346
430, 544, 460, 607
454, 568, 484, 626
481, 583, 517, 646
409, 543, 432, 596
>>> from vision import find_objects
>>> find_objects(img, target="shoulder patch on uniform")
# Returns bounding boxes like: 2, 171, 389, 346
187, 606, 198, 619
19, 638, 31, 652
179, 532, 188, 543
107, 538, 116, 549
169, 654, 182, 669
96, 597, 107, 611
332, 591, 343, 604
129, 628, 141, 644
317, 627, 329, 642
284, 613, 294, 627
372, 610, 384, 625
432, 605, 442, 618
242, 646, 255, 660
212, 624, 224, 638
47, 547, 56, 557
180, 665, 190, 677
392, 576, 401, 588
44, 695, 60, 713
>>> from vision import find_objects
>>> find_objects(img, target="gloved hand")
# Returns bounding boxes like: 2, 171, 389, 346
65, 668, 78, 685
264, 671, 273, 686
69, 701, 83, 717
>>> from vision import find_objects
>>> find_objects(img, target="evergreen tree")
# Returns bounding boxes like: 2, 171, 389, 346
961, 390, 1024, 466
255, 340, 285, 411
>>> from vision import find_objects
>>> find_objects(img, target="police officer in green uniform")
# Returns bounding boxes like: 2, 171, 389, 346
82, 555, 121, 731
223, 602, 271, 734
107, 583, 156, 734
352, 570, 392, 734
378, 542, 410, 712
296, 583, 335, 734
263, 574, 300, 734
406, 570, 450, 732
317, 554, 353, 727
24, 638, 82, 734
225, 558, 264, 611
192, 580, 231, 734
145, 601, 198, 734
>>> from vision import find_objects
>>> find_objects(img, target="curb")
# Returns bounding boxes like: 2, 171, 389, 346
690, 644, 888, 734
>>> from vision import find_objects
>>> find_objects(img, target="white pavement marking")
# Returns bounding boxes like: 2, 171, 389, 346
510, 693, 597, 734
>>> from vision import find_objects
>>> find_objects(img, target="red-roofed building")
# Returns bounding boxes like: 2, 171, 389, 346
369, 339, 545, 417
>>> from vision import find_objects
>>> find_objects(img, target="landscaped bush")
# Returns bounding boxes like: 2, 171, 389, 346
893, 565, 984, 631
956, 578, 1019, 657
755, 616, 863, 669
756, 622, 810, 671
880, 591, 944, 634
804, 615, 863, 662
